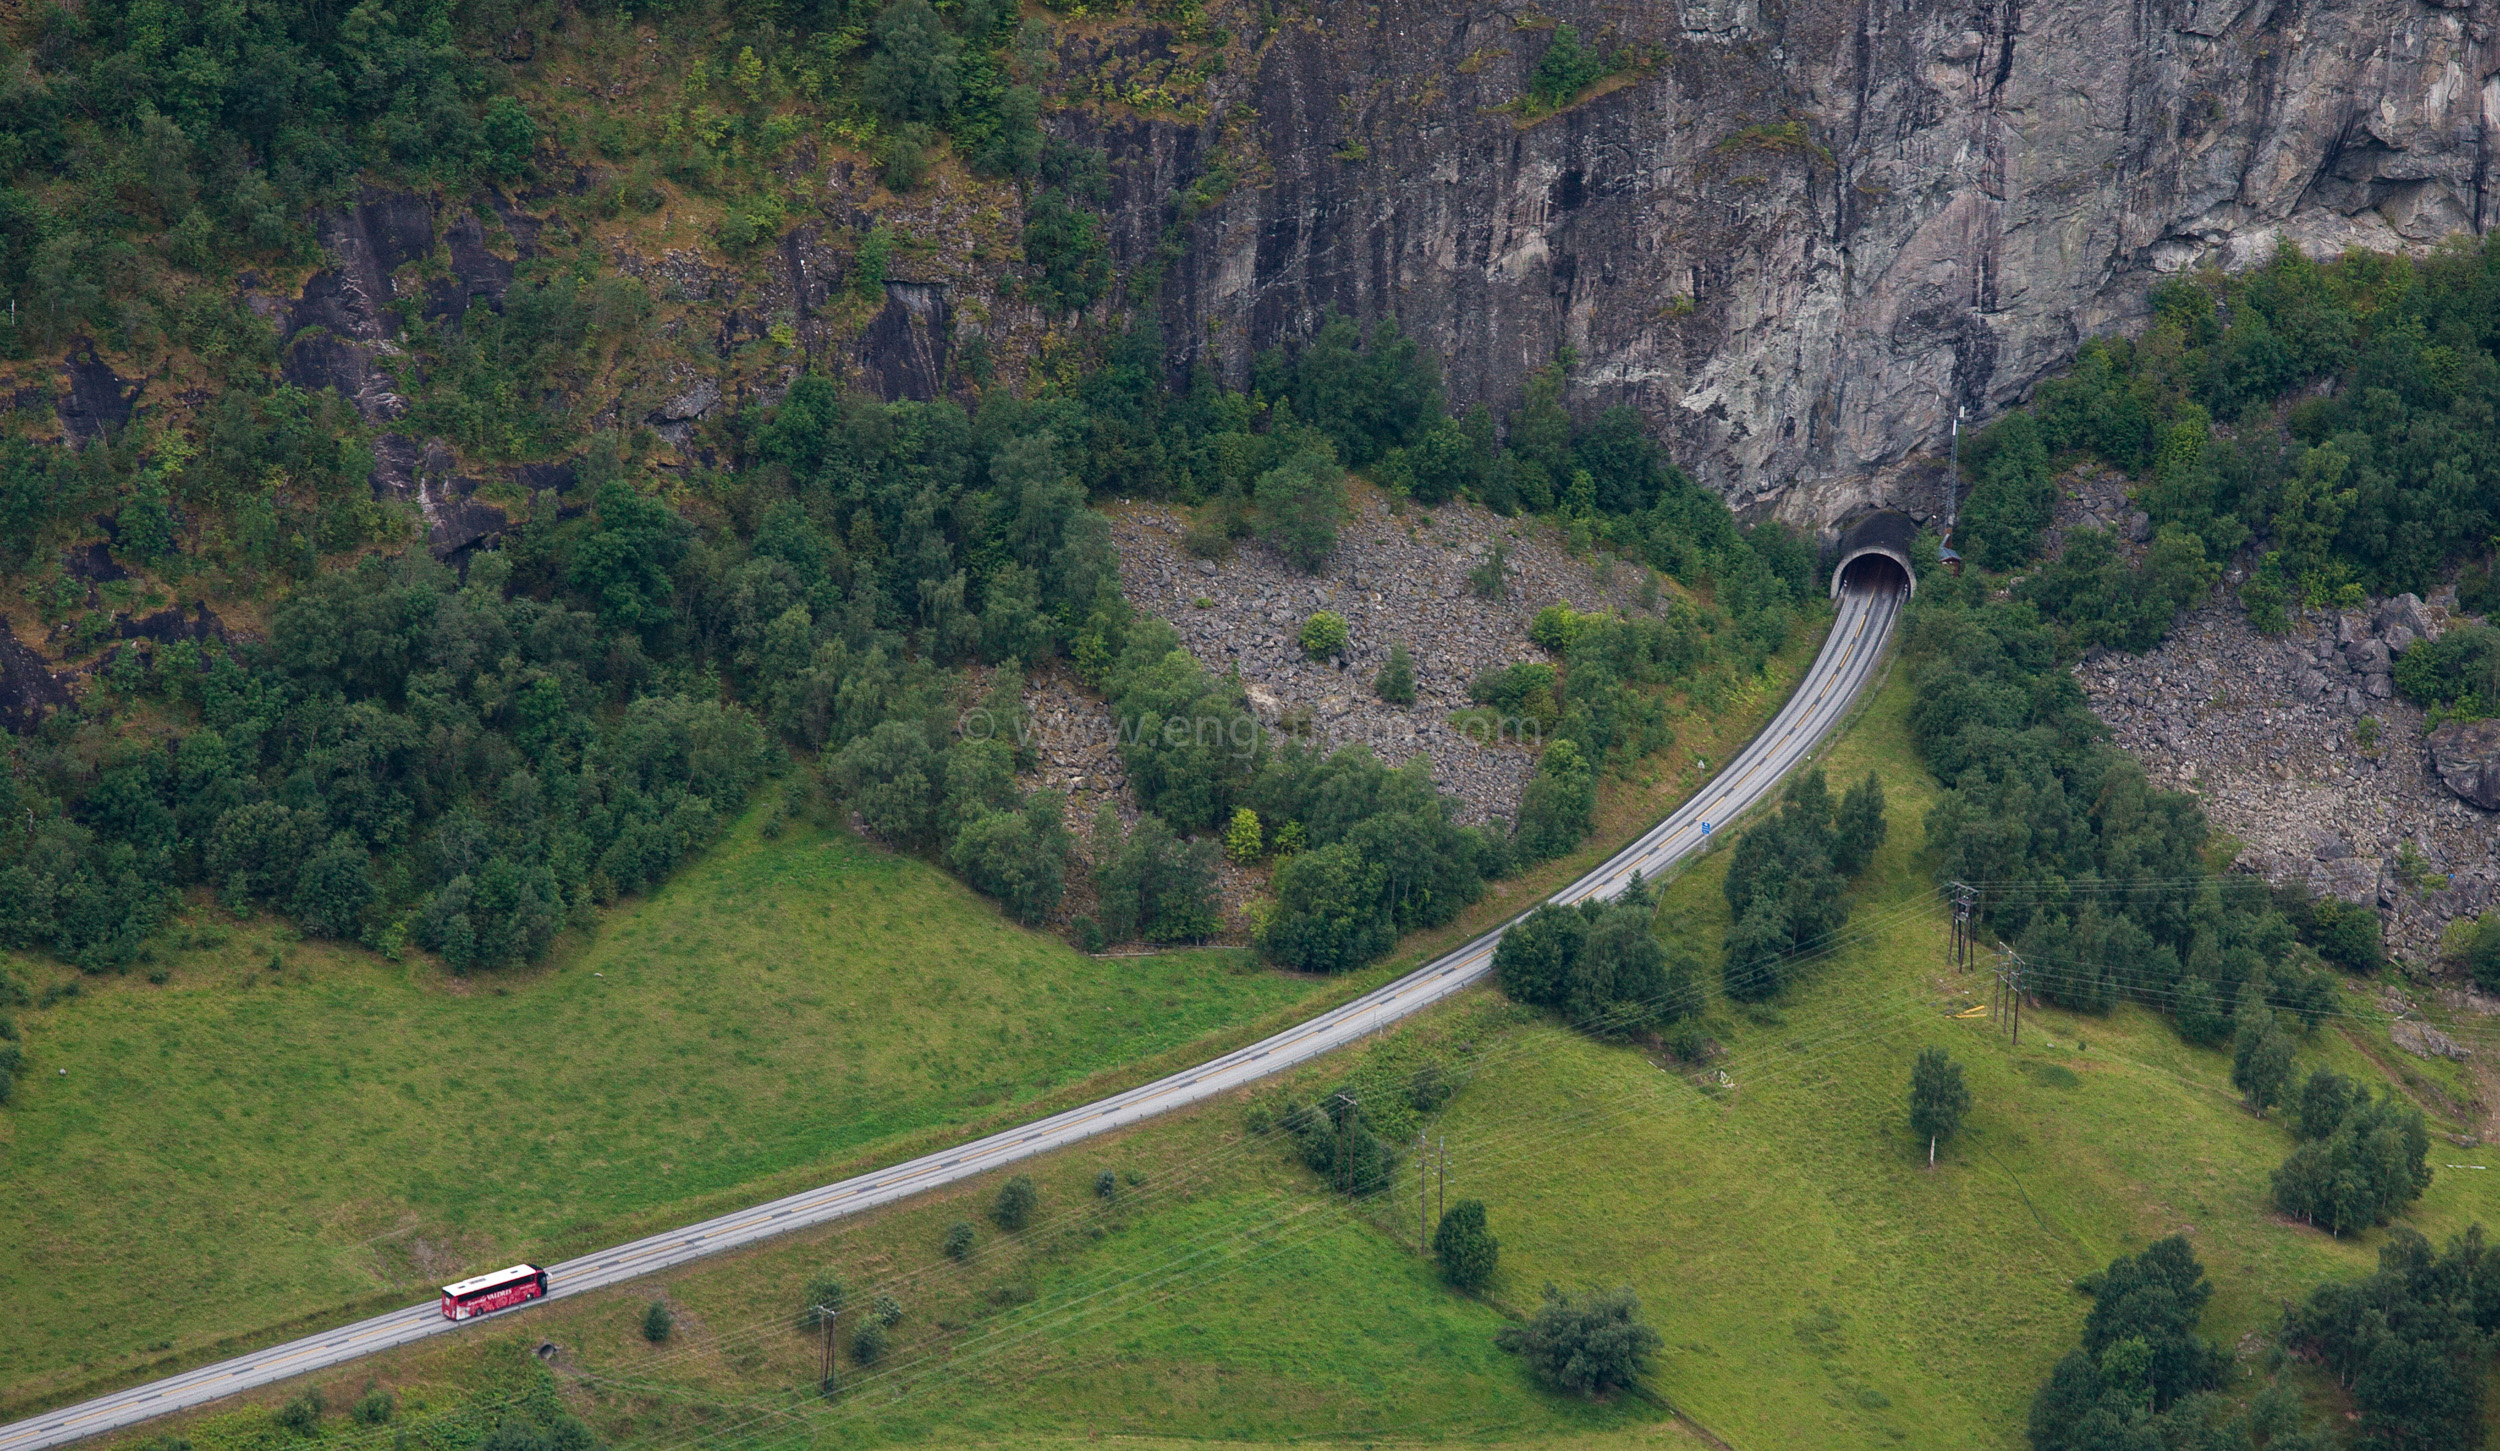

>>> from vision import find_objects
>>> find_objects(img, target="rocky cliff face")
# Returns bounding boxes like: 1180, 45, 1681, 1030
149, 0, 2500, 546
1101, 0, 2498, 532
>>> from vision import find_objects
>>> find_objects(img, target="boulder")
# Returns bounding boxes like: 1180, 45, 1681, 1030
2392, 1019, 2470, 1061
2345, 636, 2392, 672
2383, 624, 2418, 655
2388, 592, 2438, 642
2428, 718, 2500, 810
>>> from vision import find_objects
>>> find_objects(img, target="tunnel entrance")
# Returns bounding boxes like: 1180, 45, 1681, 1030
1827, 510, 1919, 599
1836, 550, 1911, 596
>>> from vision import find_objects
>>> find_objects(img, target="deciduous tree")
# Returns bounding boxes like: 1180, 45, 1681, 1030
1908, 1047, 1971, 1152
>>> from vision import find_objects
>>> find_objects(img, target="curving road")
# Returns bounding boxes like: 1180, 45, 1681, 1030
0, 576, 1905, 1451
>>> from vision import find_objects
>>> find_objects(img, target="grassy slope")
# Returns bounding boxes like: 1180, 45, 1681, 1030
0, 810, 1301, 1407
116, 997, 1707, 1451
0, 611, 1834, 1419
143, 662, 2500, 1451
1438, 663, 2500, 1448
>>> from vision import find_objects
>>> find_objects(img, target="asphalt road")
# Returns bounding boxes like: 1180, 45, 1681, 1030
0, 576, 1904, 1451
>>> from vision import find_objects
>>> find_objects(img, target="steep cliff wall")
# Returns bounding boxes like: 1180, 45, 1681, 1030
1094, 0, 2497, 531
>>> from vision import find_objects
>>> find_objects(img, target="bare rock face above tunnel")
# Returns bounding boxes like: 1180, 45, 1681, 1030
1090, 0, 2500, 531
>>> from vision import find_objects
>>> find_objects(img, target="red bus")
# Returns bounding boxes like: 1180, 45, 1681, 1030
440, 1264, 549, 1321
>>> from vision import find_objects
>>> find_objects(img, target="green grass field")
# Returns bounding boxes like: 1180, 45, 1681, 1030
0, 813, 1316, 1409
106, 995, 1704, 1451
112, 660, 2500, 1451
0, 618, 1835, 1422
1425, 665, 2500, 1447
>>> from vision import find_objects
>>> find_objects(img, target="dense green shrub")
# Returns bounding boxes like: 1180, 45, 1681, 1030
1251, 746, 1502, 972
1254, 313, 1444, 467
1433, 1199, 1498, 1291
2019, 524, 2218, 654
1374, 642, 1416, 704
1957, 413, 2055, 569
274, 1387, 323, 1435
1101, 618, 1260, 832
1961, 240, 2500, 601
992, 1173, 1038, 1230
2269, 1071, 2430, 1235
1092, 811, 1219, 944
1495, 1285, 1659, 1396
2024, 1238, 2226, 1451
1298, 610, 1349, 658
851, 1320, 890, 1364
1022, 187, 1110, 314
1494, 878, 1696, 1034
1513, 737, 1596, 863
1719, 768, 1881, 1000
865, 0, 962, 124
350, 1386, 395, 1426
2229, 1000, 2296, 1117
945, 797, 1070, 924
2467, 913, 2500, 991
1279, 1097, 1394, 1196
2395, 622, 2500, 721
1256, 448, 1349, 572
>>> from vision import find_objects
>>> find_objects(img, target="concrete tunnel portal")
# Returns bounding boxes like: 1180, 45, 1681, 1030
1829, 510, 1917, 599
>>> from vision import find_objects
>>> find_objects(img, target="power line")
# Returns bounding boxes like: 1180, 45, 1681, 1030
273, 886, 2246, 1451
532, 922, 1972, 1450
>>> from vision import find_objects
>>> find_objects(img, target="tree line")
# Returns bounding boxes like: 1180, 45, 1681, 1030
1901, 574, 2370, 1057
1957, 238, 2500, 629
4, 312, 1802, 975
2029, 1226, 2500, 1451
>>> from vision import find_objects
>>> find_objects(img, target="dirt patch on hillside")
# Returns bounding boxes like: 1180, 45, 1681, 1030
1109, 487, 1659, 827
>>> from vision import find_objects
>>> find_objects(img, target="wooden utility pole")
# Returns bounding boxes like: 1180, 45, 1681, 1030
1331, 1092, 1358, 1194
1994, 948, 2026, 1045
1948, 881, 1977, 972
1416, 1133, 1428, 1253
814, 1304, 839, 1393
1436, 1135, 1446, 1223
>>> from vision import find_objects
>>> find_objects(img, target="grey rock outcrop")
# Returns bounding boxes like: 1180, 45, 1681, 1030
281, 186, 433, 425
2430, 718, 2500, 811
2080, 600, 2499, 968
2392, 1018, 2471, 1061
858, 282, 950, 403
1095, 0, 2500, 529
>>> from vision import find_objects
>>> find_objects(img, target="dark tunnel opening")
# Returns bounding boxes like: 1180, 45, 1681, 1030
1827, 510, 1920, 599
1836, 550, 1911, 597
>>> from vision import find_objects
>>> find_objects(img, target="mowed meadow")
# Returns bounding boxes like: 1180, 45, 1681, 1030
74, 657, 2500, 1451
0, 616, 1833, 1420
0, 811, 1306, 1410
